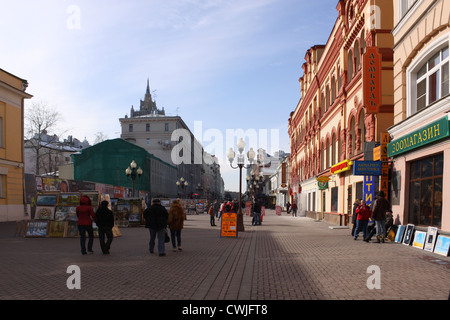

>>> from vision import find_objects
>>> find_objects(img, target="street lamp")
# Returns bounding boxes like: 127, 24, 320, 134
176, 177, 188, 199
125, 160, 143, 197
227, 138, 255, 232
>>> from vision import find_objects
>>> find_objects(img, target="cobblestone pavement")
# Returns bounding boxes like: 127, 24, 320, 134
0, 209, 449, 304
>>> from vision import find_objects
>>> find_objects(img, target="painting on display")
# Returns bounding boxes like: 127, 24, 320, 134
434, 235, 450, 256
402, 224, 415, 246
395, 225, 406, 243
81, 191, 99, 207
412, 231, 427, 249
58, 193, 80, 206
48, 221, 66, 237
424, 227, 438, 252
35, 206, 55, 220
54, 206, 77, 221
25, 221, 49, 237
36, 194, 58, 206
64, 221, 79, 237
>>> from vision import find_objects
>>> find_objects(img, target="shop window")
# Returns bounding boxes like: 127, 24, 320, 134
331, 187, 338, 212
408, 153, 443, 227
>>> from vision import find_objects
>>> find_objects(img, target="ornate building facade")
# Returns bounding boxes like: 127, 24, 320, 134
288, 0, 394, 222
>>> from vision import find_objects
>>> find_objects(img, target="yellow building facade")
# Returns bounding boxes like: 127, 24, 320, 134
0, 69, 32, 221
288, 0, 394, 224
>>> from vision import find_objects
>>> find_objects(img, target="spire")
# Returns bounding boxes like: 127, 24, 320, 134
146, 78, 150, 96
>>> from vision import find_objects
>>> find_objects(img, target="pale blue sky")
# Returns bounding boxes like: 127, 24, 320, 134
1, 0, 338, 191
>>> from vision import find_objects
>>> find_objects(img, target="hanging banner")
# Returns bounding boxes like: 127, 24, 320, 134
363, 46, 382, 114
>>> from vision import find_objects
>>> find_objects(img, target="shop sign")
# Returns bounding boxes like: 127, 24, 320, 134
318, 181, 328, 190
330, 159, 353, 174
220, 212, 238, 238
363, 46, 382, 114
363, 175, 376, 206
353, 161, 382, 176
387, 116, 450, 157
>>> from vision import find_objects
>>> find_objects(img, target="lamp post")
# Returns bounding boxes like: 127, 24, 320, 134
227, 138, 255, 232
176, 177, 188, 199
125, 160, 143, 197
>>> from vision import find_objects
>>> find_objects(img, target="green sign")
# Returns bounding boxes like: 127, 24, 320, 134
318, 181, 328, 190
387, 116, 449, 157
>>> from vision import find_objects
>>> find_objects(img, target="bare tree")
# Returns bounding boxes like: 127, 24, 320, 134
24, 101, 62, 175
94, 131, 109, 145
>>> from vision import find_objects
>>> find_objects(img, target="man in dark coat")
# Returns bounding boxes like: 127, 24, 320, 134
143, 199, 169, 256
372, 191, 390, 243
95, 200, 115, 254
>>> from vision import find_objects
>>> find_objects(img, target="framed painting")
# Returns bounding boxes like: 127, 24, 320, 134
35, 206, 55, 220
395, 225, 405, 243
58, 193, 80, 206
25, 220, 48, 237
36, 193, 58, 206
54, 206, 75, 221
48, 221, 66, 237
64, 221, 79, 237
81, 191, 99, 207
402, 224, 415, 246
434, 235, 450, 256
424, 227, 438, 252
412, 231, 426, 249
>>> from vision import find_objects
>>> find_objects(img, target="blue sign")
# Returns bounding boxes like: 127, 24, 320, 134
353, 161, 382, 176
363, 175, 376, 206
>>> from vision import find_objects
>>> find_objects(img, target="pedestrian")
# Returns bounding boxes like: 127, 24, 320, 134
218, 201, 225, 220
95, 200, 114, 254
291, 201, 298, 217
76, 195, 96, 255
167, 199, 185, 252
143, 198, 169, 256
252, 200, 262, 225
214, 200, 220, 218
286, 201, 291, 214
351, 199, 361, 236
208, 202, 217, 226
354, 200, 372, 240
372, 191, 390, 243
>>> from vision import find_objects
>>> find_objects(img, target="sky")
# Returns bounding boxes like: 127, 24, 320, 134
1, 0, 338, 192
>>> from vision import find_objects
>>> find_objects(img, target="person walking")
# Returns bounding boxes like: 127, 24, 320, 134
372, 191, 390, 243
208, 202, 217, 226
252, 200, 262, 225
354, 200, 372, 240
291, 201, 298, 217
168, 199, 185, 251
76, 195, 96, 255
95, 200, 114, 254
351, 199, 361, 236
143, 199, 169, 256
286, 202, 291, 214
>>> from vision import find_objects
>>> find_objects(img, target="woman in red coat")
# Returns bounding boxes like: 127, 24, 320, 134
353, 200, 372, 240
76, 195, 96, 254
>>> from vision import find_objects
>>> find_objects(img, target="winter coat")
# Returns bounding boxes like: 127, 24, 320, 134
76, 195, 96, 226
143, 204, 168, 230
372, 196, 390, 221
95, 204, 114, 228
355, 205, 372, 220
168, 202, 185, 230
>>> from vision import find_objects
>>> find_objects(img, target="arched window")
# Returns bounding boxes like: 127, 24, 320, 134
358, 110, 366, 152
348, 50, 354, 81
354, 41, 360, 71
331, 76, 336, 104
331, 133, 336, 166
326, 138, 331, 168
348, 117, 356, 157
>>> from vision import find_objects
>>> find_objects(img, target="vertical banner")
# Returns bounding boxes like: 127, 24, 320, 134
380, 133, 390, 198
363, 175, 375, 207
363, 46, 382, 113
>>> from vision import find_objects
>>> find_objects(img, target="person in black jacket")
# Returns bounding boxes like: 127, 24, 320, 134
95, 200, 115, 254
143, 199, 169, 256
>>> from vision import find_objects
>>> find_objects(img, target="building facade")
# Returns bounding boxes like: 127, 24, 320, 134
288, 0, 394, 224
120, 80, 223, 199
0, 68, 32, 221
388, 0, 450, 231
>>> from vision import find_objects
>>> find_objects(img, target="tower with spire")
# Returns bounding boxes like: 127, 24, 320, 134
130, 78, 165, 117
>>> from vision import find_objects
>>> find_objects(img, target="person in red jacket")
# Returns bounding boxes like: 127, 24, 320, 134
76, 195, 97, 255
353, 200, 372, 240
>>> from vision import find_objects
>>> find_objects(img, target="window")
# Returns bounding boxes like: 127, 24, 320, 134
411, 44, 449, 114
408, 154, 443, 227
146, 123, 150, 132
0, 175, 5, 199
165, 123, 169, 131
331, 187, 338, 212
129, 124, 133, 132
0, 117, 3, 147
146, 138, 150, 145
400, 0, 418, 19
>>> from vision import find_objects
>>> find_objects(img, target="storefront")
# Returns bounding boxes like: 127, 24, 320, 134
388, 115, 450, 231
